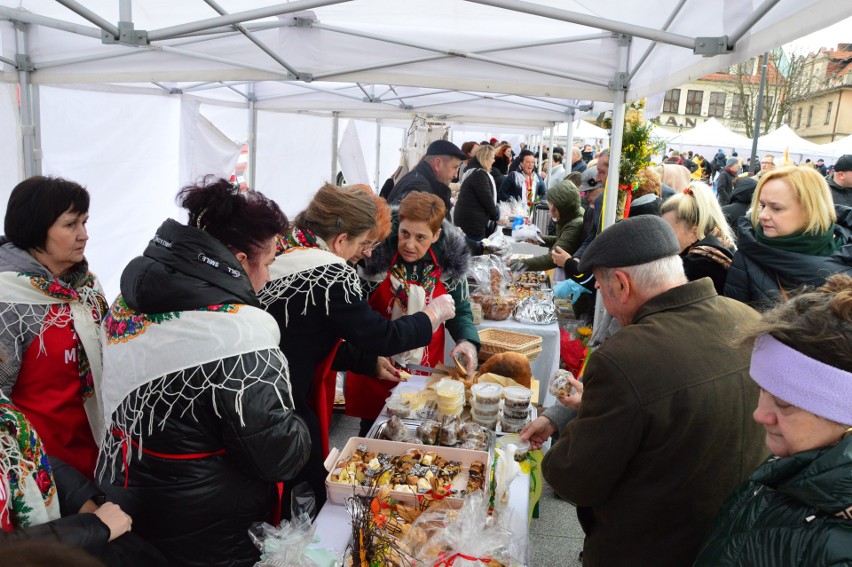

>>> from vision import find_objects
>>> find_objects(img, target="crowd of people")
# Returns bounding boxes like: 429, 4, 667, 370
0, 135, 849, 566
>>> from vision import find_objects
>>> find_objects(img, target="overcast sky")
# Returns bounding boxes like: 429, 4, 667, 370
786, 16, 852, 54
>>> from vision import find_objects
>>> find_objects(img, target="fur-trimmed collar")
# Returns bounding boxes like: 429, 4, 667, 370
360, 207, 470, 282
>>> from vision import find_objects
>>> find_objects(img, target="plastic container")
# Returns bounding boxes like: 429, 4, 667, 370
385, 395, 411, 418
470, 400, 499, 417
500, 413, 527, 434
470, 302, 483, 325
471, 382, 503, 405
435, 379, 465, 404
502, 405, 531, 420
497, 434, 531, 462
437, 405, 463, 419
470, 409, 498, 429
502, 386, 533, 409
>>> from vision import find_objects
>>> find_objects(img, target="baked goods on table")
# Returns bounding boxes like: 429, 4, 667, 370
477, 351, 532, 388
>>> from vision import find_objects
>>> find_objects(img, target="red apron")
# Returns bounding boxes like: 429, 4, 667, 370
12, 304, 98, 478
344, 271, 447, 421
308, 339, 342, 458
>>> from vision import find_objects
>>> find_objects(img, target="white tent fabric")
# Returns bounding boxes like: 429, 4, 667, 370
668, 117, 753, 156
179, 97, 243, 187
651, 125, 678, 141
755, 124, 829, 163
821, 134, 852, 160
554, 120, 609, 143
337, 120, 369, 186
1, 0, 851, 298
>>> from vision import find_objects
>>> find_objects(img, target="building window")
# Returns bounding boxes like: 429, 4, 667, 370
806, 105, 814, 127
685, 90, 703, 115
795, 107, 802, 129
708, 92, 726, 117
731, 94, 750, 120
825, 101, 833, 125
663, 89, 680, 113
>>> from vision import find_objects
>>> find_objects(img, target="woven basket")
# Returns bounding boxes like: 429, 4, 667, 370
478, 328, 543, 361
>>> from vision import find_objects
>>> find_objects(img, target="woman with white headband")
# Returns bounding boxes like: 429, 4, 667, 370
693, 274, 852, 566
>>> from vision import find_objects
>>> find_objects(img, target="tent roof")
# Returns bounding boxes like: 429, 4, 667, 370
757, 124, 821, 155
668, 117, 752, 151
1, 0, 849, 120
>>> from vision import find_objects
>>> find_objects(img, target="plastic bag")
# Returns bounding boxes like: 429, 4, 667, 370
467, 254, 510, 296
511, 224, 544, 244
249, 483, 336, 567
480, 228, 512, 260
401, 493, 513, 566
553, 278, 592, 304
498, 198, 529, 223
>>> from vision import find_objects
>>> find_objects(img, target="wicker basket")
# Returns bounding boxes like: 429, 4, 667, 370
478, 328, 543, 361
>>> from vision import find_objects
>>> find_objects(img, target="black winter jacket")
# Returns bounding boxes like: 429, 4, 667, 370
715, 168, 736, 206
724, 207, 852, 308
387, 160, 452, 218
827, 174, 852, 208
0, 457, 167, 566
722, 177, 757, 233
694, 436, 852, 567
99, 220, 310, 567
680, 232, 734, 295
454, 160, 500, 241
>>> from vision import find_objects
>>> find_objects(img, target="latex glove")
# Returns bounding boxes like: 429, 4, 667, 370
553, 279, 592, 303
550, 245, 572, 268
556, 374, 584, 410
519, 416, 557, 451
449, 340, 478, 376
423, 294, 456, 330
93, 502, 133, 542
376, 357, 407, 382
508, 259, 528, 273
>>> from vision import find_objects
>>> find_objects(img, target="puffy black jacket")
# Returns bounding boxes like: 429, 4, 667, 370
681, 232, 734, 295
724, 207, 852, 308
0, 457, 166, 566
827, 174, 852, 208
99, 220, 310, 567
694, 436, 852, 567
454, 160, 500, 241
715, 168, 736, 206
722, 177, 757, 233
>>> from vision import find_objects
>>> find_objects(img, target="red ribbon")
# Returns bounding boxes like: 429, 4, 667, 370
434, 552, 492, 566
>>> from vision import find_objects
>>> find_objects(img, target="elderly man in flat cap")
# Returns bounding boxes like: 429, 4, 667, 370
522, 215, 767, 567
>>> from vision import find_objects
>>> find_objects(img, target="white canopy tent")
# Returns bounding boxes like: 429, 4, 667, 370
0, 0, 849, 299
756, 124, 833, 164
820, 134, 852, 161
667, 117, 754, 158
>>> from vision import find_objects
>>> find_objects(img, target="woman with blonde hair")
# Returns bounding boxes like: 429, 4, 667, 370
454, 144, 499, 252
725, 166, 852, 306
661, 181, 736, 294
260, 183, 453, 512
694, 274, 852, 566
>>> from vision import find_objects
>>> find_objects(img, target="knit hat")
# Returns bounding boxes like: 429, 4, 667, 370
726, 157, 740, 168
578, 215, 680, 272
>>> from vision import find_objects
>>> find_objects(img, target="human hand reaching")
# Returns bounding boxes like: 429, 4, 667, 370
550, 245, 572, 268
376, 357, 408, 382
449, 340, 478, 376
520, 416, 557, 451
424, 295, 456, 329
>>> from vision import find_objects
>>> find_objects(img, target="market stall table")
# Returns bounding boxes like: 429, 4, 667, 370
446, 317, 560, 406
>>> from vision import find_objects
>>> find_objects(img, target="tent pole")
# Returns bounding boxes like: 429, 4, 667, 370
30, 83, 42, 176
749, 52, 769, 174
331, 112, 340, 183
593, 34, 630, 332
548, 124, 555, 184
0, 7, 102, 39
248, 84, 258, 191
15, 23, 36, 179
54, 0, 119, 39
566, 108, 576, 152
626, 0, 688, 81
728, 0, 783, 46
464, 0, 694, 50
375, 119, 382, 192
119, 0, 132, 22
147, 0, 352, 41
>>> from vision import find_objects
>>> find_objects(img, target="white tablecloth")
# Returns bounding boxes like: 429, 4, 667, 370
446, 317, 561, 406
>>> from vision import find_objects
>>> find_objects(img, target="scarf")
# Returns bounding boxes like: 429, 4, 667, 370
259, 226, 363, 323
98, 295, 291, 482
0, 261, 107, 443
756, 225, 840, 257
0, 392, 60, 530
525, 174, 535, 209
387, 250, 442, 367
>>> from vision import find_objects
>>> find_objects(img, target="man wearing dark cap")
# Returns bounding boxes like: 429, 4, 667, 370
523, 216, 766, 567
714, 156, 740, 206
386, 140, 468, 216
827, 154, 852, 208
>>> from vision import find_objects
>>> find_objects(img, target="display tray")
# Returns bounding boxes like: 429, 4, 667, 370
478, 328, 543, 361
325, 437, 488, 508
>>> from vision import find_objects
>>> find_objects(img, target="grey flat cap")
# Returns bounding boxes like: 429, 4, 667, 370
578, 215, 680, 273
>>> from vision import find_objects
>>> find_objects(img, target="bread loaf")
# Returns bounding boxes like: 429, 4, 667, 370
476, 351, 532, 387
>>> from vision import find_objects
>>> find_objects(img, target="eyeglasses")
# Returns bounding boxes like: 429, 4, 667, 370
361, 241, 380, 253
